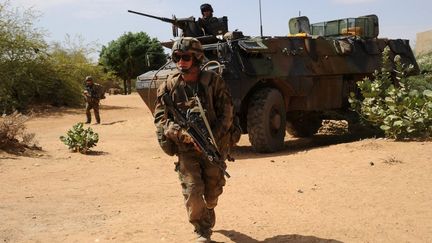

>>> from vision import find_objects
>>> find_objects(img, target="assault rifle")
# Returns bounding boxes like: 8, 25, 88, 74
161, 93, 230, 178
127, 10, 203, 37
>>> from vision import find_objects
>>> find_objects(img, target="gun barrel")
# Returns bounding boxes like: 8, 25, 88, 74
127, 10, 174, 24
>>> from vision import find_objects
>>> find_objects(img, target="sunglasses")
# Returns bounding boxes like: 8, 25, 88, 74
173, 53, 193, 62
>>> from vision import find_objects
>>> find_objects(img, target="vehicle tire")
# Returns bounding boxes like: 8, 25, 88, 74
247, 88, 286, 153
286, 112, 322, 137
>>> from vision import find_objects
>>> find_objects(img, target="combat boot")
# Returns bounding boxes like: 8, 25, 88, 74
95, 113, 101, 125
208, 208, 215, 229
195, 231, 211, 243
193, 225, 212, 243
85, 112, 91, 124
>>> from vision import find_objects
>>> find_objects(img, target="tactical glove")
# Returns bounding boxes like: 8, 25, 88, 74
164, 122, 200, 151
164, 122, 181, 141
164, 122, 193, 143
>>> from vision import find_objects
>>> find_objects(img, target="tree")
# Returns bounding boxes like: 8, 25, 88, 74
99, 32, 166, 95
0, 1, 104, 113
0, 1, 49, 112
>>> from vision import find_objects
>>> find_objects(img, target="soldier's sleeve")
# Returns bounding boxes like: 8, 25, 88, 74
211, 73, 234, 141
153, 81, 178, 156
155, 72, 182, 129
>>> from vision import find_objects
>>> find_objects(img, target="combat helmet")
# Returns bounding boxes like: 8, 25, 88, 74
200, 3, 213, 13
85, 76, 93, 81
171, 37, 204, 64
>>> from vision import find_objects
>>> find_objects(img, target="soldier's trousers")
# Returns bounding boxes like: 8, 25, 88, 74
85, 100, 100, 123
177, 151, 226, 234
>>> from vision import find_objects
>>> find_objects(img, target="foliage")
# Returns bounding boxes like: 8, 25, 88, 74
349, 46, 432, 139
0, 111, 38, 150
44, 38, 104, 106
0, 2, 105, 113
99, 32, 167, 85
416, 51, 432, 73
0, 1, 48, 112
59, 123, 99, 154
1, 2, 165, 112
97, 70, 123, 91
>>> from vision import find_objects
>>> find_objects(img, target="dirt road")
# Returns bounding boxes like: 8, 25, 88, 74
1, 94, 431, 243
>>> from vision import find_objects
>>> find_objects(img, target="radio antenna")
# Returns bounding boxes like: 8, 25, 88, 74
259, 0, 263, 37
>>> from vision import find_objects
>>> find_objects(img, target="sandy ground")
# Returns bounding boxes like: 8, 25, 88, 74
1, 93, 432, 243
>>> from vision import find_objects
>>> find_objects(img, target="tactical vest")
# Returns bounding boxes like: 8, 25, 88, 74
167, 71, 215, 124
156, 70, 240, 158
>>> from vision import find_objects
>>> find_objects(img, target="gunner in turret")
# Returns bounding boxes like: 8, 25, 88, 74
197, 3, 219, 36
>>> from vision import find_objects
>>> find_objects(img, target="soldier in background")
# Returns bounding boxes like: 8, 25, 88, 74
153, 37, 234, 243
83, 76, 105, 124
197, 3, 219, 36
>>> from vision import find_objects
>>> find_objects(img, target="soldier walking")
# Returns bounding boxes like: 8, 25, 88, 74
154, 37, 234, 243
83, 76, 104, 124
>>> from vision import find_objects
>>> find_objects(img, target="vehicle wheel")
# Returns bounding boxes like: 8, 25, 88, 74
286, 112, 322, 137
247, 88, 286, 153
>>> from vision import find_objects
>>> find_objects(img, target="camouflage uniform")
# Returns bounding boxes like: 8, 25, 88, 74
154, 69, 234, 238
84, 82, 104, 124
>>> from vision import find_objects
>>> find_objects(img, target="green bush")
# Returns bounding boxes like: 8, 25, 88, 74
349, 47, 432, 139
60, 123, 99, 154
417, 52, 432, 73
0, 2, 106, 113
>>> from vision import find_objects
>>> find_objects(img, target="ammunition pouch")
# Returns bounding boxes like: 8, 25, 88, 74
156, 126, 178, 156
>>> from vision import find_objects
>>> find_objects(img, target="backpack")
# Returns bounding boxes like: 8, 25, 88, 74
94, 83, 106, 99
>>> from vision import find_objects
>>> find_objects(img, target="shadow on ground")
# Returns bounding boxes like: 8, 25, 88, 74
31, 105, 134, 119
0, 155, 19, 160
0, 144, 43, 158
101, 120, 127, 125
215, 230, 344, 243
31, 107, 82, 118
86, 150, 109, 156
232, 132, 378, 160
100, 105, 135, 111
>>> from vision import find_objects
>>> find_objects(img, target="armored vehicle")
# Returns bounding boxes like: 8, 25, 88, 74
133, 12, 419, 152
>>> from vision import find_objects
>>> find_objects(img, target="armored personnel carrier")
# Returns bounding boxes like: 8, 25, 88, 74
134, 13, 419, 152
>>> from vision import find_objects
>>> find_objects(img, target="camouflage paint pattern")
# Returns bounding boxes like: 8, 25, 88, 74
137, 13, 419, 152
